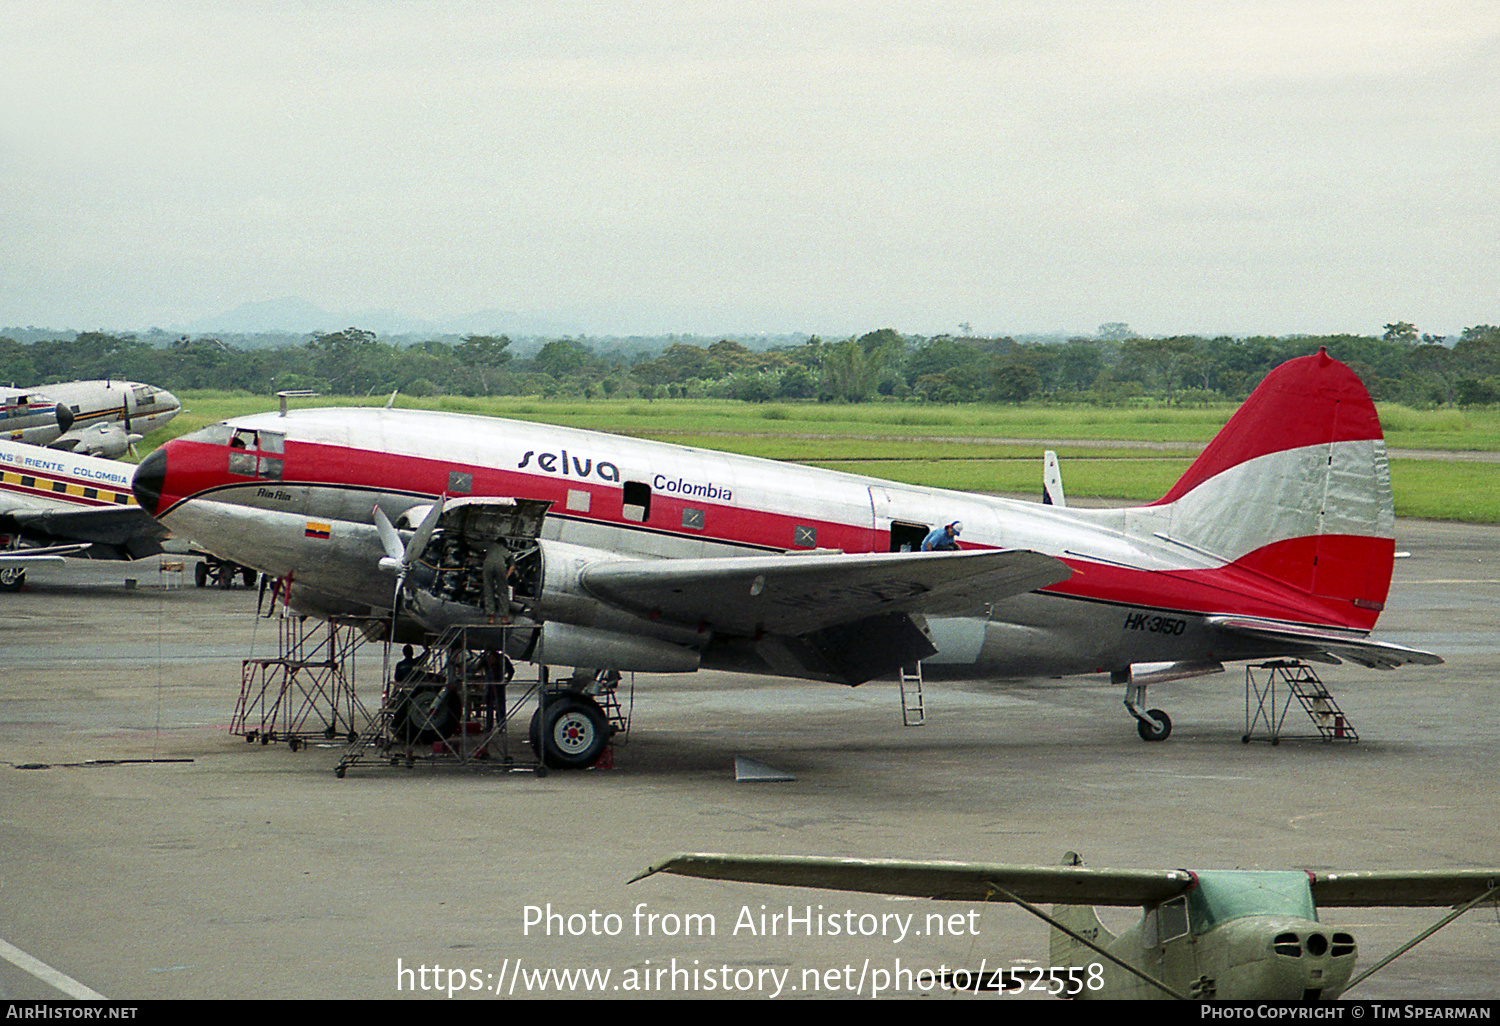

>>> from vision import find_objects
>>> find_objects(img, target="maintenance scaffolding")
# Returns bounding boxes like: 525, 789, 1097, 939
233, 615, 379, 750
334, 623, 632, 778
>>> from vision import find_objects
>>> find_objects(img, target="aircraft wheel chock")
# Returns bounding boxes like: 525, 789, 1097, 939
1137, 708, 1172, 742
532, 695, 610, 769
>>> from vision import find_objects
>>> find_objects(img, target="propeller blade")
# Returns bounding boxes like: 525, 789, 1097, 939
403, 495, 445, 565
372, 505, 404, 564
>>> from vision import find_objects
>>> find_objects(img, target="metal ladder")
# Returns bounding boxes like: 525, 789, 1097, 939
1244, 660, 1358, 744
899, 662, 925, 727
1286, 667, 1359, 741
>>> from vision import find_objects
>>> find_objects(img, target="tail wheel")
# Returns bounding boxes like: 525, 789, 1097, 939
1137, 708, 1172, 742
529, 695, 610, 769
0, 568, 24, 592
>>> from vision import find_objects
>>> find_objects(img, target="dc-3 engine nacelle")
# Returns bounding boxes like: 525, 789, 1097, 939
52, 421, 137, 458
394, 498, 703, 675
524, 539, 703, 673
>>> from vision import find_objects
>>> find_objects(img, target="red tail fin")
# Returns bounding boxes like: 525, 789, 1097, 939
1151, 349, 1394, 629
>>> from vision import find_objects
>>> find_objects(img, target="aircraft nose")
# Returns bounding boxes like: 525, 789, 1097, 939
133, 448, 167, 516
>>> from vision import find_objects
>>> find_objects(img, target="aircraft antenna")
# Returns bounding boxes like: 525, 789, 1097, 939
276, 390, 319, 417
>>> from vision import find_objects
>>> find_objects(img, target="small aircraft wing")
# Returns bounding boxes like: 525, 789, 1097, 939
1207, 616, 1443, 669
581, 548, 1072, 637
632, 853, 1193, 907
1308, 870, 1500, 908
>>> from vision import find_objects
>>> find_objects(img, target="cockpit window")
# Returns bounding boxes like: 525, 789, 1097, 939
1187, 872, 1316, 935
220, 427, 288, 479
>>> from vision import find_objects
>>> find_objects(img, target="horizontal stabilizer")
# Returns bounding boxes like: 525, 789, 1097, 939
582, 548, 1071, 637
633, 852, 1194, 906
1208, 616, 1443, 669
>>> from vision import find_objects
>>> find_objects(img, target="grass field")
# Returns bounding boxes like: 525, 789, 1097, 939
150, 392, 1499, 523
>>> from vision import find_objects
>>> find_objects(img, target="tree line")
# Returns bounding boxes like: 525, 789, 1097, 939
2, 322, 1497, 407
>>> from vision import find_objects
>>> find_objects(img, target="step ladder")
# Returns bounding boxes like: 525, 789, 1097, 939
899, 662, 925, 727
1287, 667, 1359, 741
1244, 660, 1358, 744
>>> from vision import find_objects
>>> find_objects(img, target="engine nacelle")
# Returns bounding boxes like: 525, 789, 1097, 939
54, 422, 134, 458
529, 538, 704, 648
527, 621, 700, 674
398, 535, 704, 672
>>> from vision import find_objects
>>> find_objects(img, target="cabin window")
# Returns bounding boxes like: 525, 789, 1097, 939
449, 471, 472, 494
622, 481, 651, 523
228, 450, 256, 475
566, 489, 591, 513
681, 508, 704, 530
793, 524, 818, 548
1156, 896, 1189, 944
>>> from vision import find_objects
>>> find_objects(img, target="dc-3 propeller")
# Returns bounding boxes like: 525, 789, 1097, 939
373, 496, 446, 611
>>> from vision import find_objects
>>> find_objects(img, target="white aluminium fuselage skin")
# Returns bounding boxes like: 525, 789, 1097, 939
145, 403, 1389, 682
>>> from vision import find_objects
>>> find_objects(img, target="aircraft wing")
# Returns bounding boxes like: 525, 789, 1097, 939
5, 506, 170, 548
581, 548, 1072, 636
1308, 871, 1500, 908
633, 853, 1193, 907
1206, 616, 1443, 669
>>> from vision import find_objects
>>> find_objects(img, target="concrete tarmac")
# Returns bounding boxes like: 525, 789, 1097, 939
0, 519, 1495, 1001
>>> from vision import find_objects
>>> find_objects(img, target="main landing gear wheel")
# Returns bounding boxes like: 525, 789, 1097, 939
1136, 708, 1172, 742
392, 686, 461, 745
529, 695, 611, 770
0, 568, 25, 592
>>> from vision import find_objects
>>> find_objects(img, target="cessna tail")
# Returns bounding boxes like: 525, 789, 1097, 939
131, 348, 1437, 747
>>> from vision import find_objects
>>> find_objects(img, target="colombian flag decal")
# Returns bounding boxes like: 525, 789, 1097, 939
305, 522, 331, 540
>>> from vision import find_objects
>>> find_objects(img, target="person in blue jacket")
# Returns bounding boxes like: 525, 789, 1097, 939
921, 521, 962, 551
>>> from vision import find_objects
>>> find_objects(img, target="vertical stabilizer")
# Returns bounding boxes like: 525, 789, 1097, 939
1043, 450, 1066, 507
1049, 903, 1116, 965
1143, 349, 1395, 630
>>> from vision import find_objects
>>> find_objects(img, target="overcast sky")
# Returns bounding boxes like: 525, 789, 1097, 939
2, 1, 1496, 339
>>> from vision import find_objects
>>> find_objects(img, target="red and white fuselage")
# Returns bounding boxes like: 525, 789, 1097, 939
131, 351, 1435, 691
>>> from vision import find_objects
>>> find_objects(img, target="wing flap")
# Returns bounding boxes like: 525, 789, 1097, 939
582, 548, 1071, 636
635, 853, 1193, 906
1208, 615, 1443, 669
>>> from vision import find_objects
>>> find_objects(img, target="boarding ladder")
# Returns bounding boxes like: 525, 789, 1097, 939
899, 662, 926, 727
1243, 660, 1359, 744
